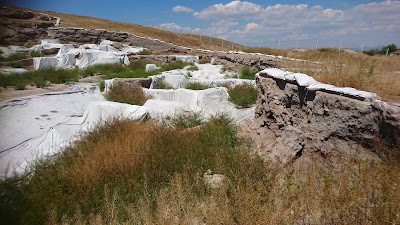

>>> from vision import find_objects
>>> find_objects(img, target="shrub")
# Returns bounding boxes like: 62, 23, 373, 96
169, 112, 203, 128
29, 51, 43, 57
155, 80, 173, 89
99, 80, 105, 92
105, 83, 150, 105
228, 84, 258, 108
185, 82, 210, 90
240, 67, 257, 80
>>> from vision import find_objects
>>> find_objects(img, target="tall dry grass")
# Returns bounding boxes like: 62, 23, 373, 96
1, 117, 399, 224
279, 50, 400, 101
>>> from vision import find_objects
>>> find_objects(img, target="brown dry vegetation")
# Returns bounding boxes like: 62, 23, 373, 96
1, 117, 399, 224
247, 48, 400, 102
105, 83, 150, 106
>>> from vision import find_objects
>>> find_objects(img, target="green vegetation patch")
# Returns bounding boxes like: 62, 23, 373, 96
0, 68, 79, 90
228, 83, 258, 108
185, 82, 210, 90
240, 67, 257, 80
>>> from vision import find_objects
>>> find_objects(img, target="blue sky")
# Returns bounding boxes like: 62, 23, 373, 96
4, 0, 400, 49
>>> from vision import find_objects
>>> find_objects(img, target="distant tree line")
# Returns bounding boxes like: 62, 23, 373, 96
364, 44, 398, 56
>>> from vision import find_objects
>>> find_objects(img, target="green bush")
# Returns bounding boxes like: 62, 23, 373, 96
99, 80, 105, 92
228, 84, 258, 108
240, 67, 257, 80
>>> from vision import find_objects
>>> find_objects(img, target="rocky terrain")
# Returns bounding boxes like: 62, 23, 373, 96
0, 7, 60, 45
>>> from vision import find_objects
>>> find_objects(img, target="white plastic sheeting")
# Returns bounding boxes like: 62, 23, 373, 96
174, 55, 199, 63
0, 83, 148, 177
144, 88, 254, 122
33, 57, 59, 70
145, 64, 158, 72
122, 46, 148, 54
40, 39, 74, 50
33, 48, 131, 70
257, 68, 379, 100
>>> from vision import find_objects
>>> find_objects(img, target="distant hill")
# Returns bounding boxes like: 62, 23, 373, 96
28, 8, 243, 51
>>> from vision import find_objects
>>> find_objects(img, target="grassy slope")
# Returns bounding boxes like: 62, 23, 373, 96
36, 10, 242, 51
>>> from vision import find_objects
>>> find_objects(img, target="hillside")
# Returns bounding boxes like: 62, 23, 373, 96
21, 7, 243, 51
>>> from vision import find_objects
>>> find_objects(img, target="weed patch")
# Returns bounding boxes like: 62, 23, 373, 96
228, 84, 257, 108
155, 80, 173, 89
185, 82, 210, 90
240, 67, 257, 80
0, 68, 79, 89
105, 83, 150, 105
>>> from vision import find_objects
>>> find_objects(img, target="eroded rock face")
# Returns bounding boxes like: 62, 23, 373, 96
250, 75, 400, 163
0, 7, 59, 45
47, 28, 176, 51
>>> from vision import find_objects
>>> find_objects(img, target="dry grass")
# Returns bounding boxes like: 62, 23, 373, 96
272, 49, 400, 102
105, 83, 150, 105
1, 118, 399, 224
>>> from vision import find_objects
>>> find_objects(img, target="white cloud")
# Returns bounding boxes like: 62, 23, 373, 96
193, 1, 263, 19
172, 5, 194, 13
158, 23, 201, 34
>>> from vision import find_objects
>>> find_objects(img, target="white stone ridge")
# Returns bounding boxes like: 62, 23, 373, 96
257, 68, 380, 101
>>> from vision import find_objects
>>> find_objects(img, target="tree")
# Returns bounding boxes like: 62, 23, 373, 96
380, 44, 397, 54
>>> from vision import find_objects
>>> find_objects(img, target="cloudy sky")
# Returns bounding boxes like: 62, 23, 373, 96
5, 0, 400, 49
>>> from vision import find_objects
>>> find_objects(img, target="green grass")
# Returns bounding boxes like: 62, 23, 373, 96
105, 83, 150, 105
0, 53, 30, 62
29, 51, 43, 57
0, 68, 79, 89
186, 65, 199, 71
185, 82, 210, 90
99, 80, 105, 92
228, 83, 258, 108
240, 67, 257, 80
0, 61, 196, 90
155, 80, 173, 89
9, 61, 24, 68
